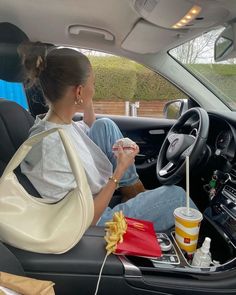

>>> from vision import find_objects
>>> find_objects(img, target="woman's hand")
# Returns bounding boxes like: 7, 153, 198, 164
116, 144, 139, 172
92, 144, 139, 225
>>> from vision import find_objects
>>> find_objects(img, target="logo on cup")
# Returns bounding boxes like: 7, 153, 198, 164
184, 237, 191, 244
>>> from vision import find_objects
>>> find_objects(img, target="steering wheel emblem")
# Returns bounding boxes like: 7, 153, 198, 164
171, 139, 178, 149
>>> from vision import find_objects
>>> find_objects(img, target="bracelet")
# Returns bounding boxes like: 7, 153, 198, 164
109, 176, 119, 188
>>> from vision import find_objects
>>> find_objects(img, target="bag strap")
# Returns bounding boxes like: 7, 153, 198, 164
2, 128, 87, 188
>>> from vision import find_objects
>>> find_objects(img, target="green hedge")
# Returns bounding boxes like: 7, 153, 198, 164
134, 67, 186, 101
89, 56, 136, 100
88, 56, 236, 102
188, 64, 236, 103
89, 56, 185, 101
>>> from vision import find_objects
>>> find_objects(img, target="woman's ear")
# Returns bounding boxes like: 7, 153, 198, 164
75, 85, 83, 99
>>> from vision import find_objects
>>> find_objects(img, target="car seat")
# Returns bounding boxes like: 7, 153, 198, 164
0, 242, 25, 276
0, 22, 28, 82
0, 21, 51, 118
0, 99, 41, 197
0, 22, 41, 196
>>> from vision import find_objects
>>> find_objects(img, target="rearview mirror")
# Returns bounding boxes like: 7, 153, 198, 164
214, 23, 236, 62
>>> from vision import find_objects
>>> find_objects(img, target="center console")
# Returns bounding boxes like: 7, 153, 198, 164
206, 182, 236, 246
116, 175, 236, 276
116, 178, 236, 294
5, 179, 236, 294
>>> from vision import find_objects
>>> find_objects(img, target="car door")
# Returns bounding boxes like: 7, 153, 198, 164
96, 114, 175, 189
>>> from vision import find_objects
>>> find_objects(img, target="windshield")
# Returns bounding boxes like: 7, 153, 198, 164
169, 27, 236, 111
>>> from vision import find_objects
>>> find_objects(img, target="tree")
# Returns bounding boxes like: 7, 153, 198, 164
171, 29, 222, 64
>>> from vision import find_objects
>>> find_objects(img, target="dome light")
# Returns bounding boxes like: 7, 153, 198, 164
171, 5, 202, 29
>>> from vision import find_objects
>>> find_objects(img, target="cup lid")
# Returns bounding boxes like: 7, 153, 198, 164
174, 207, 203, 221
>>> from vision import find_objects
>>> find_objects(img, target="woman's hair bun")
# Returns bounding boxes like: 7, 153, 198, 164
18, 41, 47, 86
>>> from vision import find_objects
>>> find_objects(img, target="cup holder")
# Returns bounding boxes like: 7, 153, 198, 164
122, 219, 236, 274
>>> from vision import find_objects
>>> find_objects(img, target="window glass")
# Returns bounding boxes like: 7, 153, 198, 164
169, 28, 236, 111
0, 80, 28, 109
81, 50, 187, 118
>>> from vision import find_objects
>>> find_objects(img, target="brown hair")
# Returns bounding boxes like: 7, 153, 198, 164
18, 41, 91, 103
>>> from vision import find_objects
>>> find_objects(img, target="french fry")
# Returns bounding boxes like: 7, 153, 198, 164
104, 211, 127, 254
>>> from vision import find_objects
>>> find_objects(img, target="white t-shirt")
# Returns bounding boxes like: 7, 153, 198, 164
20, 117, 113, 201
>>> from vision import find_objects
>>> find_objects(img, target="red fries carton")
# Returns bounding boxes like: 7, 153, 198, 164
105, 212, 162, 258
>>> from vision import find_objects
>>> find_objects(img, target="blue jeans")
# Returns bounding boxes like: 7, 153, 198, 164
88, 118, 196, 231
88, 118, 139, 187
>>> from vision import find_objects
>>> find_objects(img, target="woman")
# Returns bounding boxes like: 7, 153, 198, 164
20, 42, 195, 231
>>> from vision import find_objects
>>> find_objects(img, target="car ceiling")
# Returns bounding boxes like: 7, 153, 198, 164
0, 0, 236, 60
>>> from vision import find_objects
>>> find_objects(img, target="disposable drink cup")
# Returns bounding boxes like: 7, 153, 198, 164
173, 207, 203, 254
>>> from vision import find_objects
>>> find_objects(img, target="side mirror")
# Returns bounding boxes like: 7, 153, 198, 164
214, 23, 236, 62
163, 99, 188, 119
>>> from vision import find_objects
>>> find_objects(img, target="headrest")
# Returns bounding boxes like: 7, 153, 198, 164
0, 22, 29, 82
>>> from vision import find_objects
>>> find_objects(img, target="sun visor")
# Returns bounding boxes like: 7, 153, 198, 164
121, 20, 179, 54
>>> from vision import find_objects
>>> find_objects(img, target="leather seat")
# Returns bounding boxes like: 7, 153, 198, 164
0, 22, 31, 175
0, 100, 34, 171
0, 22, 28, 83
0, 242, 25, 276
0, 99, 41, 196
0, 22, 41, 193
0, 22, 50, 117
0, 23, 41, 275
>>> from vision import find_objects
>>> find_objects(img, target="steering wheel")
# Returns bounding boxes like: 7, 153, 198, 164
156, 107, 209, 185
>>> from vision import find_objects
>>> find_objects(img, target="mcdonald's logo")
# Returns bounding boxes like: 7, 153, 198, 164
184, 237, 191, 244
133, 222, 145, 231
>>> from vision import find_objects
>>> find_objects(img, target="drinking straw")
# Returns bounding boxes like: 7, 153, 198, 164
186, 156, 190, 216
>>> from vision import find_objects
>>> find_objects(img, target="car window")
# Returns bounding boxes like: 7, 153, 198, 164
82, 50, 187, 118
169, 27, 236, 111
0, 79, 28, 109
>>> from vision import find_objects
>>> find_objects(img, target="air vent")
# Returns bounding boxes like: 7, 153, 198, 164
230, 165, 236, 181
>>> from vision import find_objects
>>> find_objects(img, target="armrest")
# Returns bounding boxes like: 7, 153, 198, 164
0, 242, 25, 276
6, 226, 123, 276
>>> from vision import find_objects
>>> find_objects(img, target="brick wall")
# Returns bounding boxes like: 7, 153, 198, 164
93, 100, 168, 118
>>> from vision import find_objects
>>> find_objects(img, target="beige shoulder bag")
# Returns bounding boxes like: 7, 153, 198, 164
0, 128, 94, 254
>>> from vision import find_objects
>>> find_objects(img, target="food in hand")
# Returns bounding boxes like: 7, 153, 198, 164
112, 138, 137, 155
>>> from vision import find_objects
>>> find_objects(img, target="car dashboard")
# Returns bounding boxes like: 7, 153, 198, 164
207, 114, 236, 167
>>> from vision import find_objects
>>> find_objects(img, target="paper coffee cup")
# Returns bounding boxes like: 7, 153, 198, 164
174, 207, 203, 254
